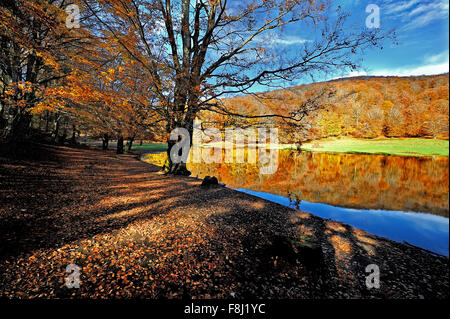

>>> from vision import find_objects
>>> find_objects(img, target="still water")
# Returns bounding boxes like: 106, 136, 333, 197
145, 150, 449, 256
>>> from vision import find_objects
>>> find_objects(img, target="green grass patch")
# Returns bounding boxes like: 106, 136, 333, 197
134, 139, 449, 156
299, 138, 449, 157
131, 143, 167, 152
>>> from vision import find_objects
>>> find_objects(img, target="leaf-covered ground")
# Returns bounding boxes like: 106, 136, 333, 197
0, 143, 448, 299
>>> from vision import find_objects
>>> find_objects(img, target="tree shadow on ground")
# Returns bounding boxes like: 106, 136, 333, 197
0, 143, 448, 298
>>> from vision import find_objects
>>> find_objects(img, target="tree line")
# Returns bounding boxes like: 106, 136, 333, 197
1, 0, 391, 174
207, 74, 449, 143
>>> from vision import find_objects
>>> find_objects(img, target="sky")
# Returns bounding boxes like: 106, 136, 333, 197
246, 0, 449, 91
338, 0, 449, 78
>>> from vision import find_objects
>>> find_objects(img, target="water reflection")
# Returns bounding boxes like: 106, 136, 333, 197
144, 150, 449, 255
237, 189, 449, 256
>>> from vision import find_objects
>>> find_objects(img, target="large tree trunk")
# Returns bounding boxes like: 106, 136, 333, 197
2, 109, 32, 142
102, 133, 109, 150
0, 103, 6, 131
69, 125, 77, 145
45, 111, 50, 133
126, 135, 135, 153
162, 130, 192, 176
117, 134, 124, 154
53, 116, 61, 143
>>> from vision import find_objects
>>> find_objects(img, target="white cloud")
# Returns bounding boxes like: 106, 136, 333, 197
385, 0, 420, 15
404, 1, 449, 29
255, 33, 311, 48
271, 36, 310, 46
371, 62, 449, 76
409, 0, 449, 16
341, 62, 448, 78
337, 51, 449, 78
383, 0, 449, 30
424, 50, 449, 64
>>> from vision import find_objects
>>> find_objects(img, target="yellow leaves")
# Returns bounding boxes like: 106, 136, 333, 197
330, 235, 352, 272
2, 81, 37, 109
208, 0, 221, 6
4, 81, 34, 96
31, 102, 55, 114
36, 50, 61, 72
382, 100, 395, 110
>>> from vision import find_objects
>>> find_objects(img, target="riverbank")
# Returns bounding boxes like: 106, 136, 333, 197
127, 137, 449, 157
299, 137, 449, 157
0, 143, 448, 298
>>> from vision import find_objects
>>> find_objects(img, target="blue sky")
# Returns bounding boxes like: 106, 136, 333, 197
244, 0, 449, 91
159, 1, 449, 93
337, 0, 449, 78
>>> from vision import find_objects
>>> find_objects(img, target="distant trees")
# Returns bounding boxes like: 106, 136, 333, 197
219, 74, 449, 142
2, 0, 444, 160
384, 107, 405, 137
360, 105, 383, 138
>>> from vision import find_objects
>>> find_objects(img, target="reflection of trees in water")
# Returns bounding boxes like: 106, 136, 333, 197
144, 150, 448, 216
384, 165, 402, 185
365, 172, 382, 187
186, 150, 449, 217
288, 151, 304, 178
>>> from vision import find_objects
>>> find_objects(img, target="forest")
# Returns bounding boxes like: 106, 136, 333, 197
0, 0, 449, 302
1, 1, 448, 156
0, 0, 398, 161
208, 74, 449, 144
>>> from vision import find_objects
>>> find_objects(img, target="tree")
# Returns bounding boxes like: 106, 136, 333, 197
384, 106, 405, 137
41, 34, 164, 153
0, 0, 93, 141
349, 98, 364, 136
208, 74, 448, 140
82, 0, 389, 174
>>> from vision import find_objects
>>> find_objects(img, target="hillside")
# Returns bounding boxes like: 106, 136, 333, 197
205, 74, 449, 143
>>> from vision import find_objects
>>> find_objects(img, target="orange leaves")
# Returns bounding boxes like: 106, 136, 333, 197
326, 221, 346, 233
330, 235, 352, 265
37, 51, 61, 72
208, 0, 221, 6
219, 74, 449, 141
3, 81, 34, 97
2, 81, 38, 110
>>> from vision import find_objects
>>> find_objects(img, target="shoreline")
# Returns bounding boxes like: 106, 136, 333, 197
0, 142, 448, 298
127, 137, 449, 158
139, 152, 449, 258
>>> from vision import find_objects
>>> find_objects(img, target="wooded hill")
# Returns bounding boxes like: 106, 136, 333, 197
205, 74, 449, 144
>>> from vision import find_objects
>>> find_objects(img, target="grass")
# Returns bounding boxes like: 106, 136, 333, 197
131, 142, 168, 152
299, 137, 449, 157
135, 138, 449, 157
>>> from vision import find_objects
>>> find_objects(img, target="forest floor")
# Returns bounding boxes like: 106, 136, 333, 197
300, 137, 449, 156
0, 142, 448, 299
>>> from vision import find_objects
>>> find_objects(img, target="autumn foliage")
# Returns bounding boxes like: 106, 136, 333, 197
212, 74, 449, 143
1, 0, 393, 159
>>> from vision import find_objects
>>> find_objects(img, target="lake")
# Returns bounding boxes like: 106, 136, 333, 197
144, 150, 449, 256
